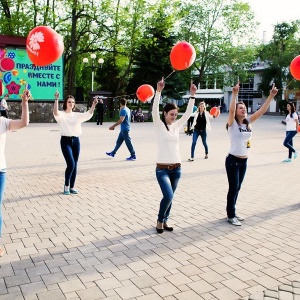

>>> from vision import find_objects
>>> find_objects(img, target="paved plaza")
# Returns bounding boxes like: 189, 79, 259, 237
0, 113, 299, 300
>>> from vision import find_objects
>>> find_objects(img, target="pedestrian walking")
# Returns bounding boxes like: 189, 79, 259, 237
106, 98, 136, 161
0, 94, 9, 118
96, 98, 105, 125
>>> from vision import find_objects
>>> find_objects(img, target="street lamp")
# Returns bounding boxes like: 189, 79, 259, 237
82, 54, 104, 92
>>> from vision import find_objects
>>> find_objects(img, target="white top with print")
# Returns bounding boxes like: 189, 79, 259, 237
228, 118, 252, 157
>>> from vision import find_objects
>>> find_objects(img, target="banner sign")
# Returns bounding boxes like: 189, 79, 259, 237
0, 48, 63, 100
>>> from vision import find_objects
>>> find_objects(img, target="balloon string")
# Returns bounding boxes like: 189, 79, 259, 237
164, 70, 175, 81
284, 79, 294, 89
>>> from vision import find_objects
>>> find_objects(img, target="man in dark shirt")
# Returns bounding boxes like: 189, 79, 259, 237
96, 98, 104, 125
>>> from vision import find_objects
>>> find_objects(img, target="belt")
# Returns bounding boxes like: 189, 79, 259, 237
61, 136, 77, 138
156, 163, 181, 170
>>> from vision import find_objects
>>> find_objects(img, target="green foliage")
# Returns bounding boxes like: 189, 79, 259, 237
176, 0, 257, 85
2, 0, 300, 111
258, 21, 300, 97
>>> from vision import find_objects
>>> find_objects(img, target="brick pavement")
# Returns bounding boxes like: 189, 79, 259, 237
0, 113, 299, 300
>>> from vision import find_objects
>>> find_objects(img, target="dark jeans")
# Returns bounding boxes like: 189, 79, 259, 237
225, 154, 247, 218
156, 166, 181, 223
112, 130, 135, 156
0, 110, 8, 118
60, 136, 80, 188
283, 130, 297, 158
191, 129, 208, 157
96, 112, 104, 125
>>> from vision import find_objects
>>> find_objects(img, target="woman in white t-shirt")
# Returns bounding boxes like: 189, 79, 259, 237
225, 82, 278, 226
283, 102, 299, 162
153, 78, 196, 233
0, 88, 30, 257
53, 92, 97, 195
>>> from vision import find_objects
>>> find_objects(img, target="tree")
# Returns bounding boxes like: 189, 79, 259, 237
258, 21, 300, 99
176, 0, 258, 86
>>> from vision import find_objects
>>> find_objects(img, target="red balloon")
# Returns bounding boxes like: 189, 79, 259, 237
290, 55, 300, 80
26, 26, 64, 66
0, 58, 15, 72
170, 41, 196, 71
210, 107, 220, 117
136, 84, 155, 103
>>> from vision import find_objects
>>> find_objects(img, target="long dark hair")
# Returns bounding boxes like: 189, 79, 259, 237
63, 95, 76, 111
162, 103, 178, 131
287, 101, 295, 118
226, 101, 250, 130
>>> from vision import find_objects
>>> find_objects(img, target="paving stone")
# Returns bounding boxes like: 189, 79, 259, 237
1, 118, 300, 300
76, 286, 106, 299
58, 279, 86, 294
20, 281, 47, 296
36, 289, 66, 300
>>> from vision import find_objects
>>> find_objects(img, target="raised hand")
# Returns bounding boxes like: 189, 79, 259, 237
190, 81, 197, 96
157, 77, 165, 92
232, 81, 240, 94
270, 83, 278, 97
55, 90, 59, 100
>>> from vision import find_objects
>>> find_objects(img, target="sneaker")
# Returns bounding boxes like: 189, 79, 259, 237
106, 152, 115, 158
283, 158, 292, 162
126, 155, 136, 161
294, 151, 298, 159
70, 188, 78, 194
235, 215, 244, 221
63, 185, 70, 195
188, 158, 194, 161
227, 217, 241, 226
205, 155, 208, 159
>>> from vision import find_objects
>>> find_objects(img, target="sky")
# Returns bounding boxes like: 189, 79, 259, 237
246, 0, 300, 42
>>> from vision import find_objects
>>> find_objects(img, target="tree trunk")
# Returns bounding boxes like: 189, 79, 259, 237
66, 0, 78, 97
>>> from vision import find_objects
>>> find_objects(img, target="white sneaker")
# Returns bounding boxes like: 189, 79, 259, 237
235, 215, 244, 221
188, 158, 194, 161
227, 217, 241, 226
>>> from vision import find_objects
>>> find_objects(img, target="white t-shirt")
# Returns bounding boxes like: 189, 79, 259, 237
0, 117, 11, 169
228, 118, 252, 157
152, 91, 195, 164
285, 112, 298, 131
0, 99, 8, 111
54, 111, 93, 136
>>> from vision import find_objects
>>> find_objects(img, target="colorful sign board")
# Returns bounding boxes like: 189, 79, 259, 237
0, 48, 63, 100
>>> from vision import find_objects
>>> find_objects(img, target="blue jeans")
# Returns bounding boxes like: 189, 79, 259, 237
112, 130, 135, 156
283, 131, 297, 159
191, 129, 208, 157
60, 136, 80, 188
225, 154, 247, 218
156, 166, 181, 223
0, 172, 6, 238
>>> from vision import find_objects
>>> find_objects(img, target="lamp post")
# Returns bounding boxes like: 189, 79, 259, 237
82, 54, 104, 92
